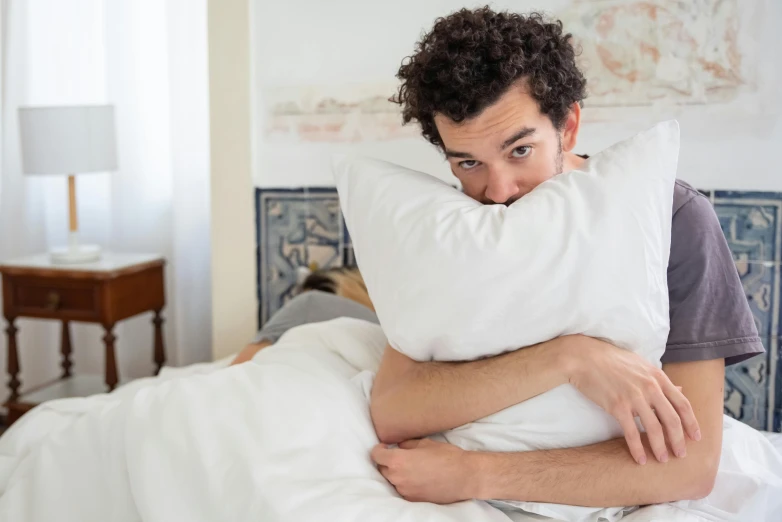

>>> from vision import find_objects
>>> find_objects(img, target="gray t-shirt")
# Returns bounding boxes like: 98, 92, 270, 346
252, 290, 379, 345
663, 180, 764, 365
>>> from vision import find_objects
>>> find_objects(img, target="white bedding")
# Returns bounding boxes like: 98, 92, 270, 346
0, 318, 780, 522
766, 432, 782, 454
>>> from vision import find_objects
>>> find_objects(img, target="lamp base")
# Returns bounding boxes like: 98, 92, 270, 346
50, 244, 102, 264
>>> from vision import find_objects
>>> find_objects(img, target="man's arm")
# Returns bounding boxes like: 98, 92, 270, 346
371, 358, 722, 505
371, 336, 699, 464
468, 359, 724, 505
370, 338, 567, 443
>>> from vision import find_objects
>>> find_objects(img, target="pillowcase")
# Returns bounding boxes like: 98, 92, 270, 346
333, 121, 679, 519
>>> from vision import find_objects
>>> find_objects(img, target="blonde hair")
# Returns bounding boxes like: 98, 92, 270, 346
300, 267, 374, 311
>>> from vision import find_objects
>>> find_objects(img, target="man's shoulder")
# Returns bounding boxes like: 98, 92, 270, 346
670, 179, 720, 248
672, 180, 709, 217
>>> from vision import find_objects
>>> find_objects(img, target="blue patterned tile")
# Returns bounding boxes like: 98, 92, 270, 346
343, 245, 356, 268
737, 261, 781, 338
724, 337, 773, 430
713, 191, 782, 432
774, 337, 782, 432
256, 188, 344, 325
713, 191, 782, 263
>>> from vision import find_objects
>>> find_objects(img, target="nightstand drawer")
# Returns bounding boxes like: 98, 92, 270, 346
7, 278, 100, 320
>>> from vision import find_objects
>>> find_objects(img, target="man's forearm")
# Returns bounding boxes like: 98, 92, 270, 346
463, 359, 725, 506
370, 339, 571, 443
468, 433, 720, 506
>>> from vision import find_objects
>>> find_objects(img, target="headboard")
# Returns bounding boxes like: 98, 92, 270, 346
255, 186, 782, 433
255, 187, 355, 326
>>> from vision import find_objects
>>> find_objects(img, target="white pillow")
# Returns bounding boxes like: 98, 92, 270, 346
334, 121, 678, 519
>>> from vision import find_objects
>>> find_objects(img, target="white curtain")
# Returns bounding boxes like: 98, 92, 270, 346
0, 0, 211, 399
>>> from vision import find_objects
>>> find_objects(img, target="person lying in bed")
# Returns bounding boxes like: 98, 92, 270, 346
368, 7, 764, 507
230, 267, 378, 365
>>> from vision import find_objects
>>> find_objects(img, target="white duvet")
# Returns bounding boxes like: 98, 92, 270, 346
0, 318, 780, 522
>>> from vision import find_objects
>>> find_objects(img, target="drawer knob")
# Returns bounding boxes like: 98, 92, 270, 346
46, 291, 61, 310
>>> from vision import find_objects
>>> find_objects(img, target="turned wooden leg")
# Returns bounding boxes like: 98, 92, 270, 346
103, 325, 118, 391
5, 317, 20, 403
153, 310, 166, 375
61, 320, 73, 378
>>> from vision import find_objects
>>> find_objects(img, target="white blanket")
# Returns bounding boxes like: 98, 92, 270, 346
0, 318, 780, 522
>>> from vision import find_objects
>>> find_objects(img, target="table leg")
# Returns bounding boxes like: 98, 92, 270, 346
5, 317, 20, 403
153, 310, 166, 375
61, 320, 73, 378
102, 325, 118, 391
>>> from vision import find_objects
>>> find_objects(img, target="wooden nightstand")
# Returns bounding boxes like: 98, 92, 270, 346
0, 253, 166, 425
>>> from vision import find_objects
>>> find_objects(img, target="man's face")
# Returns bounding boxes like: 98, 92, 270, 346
434, 82, 578, 205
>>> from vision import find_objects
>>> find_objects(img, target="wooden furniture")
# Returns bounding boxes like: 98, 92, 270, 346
0, 253, 166, 425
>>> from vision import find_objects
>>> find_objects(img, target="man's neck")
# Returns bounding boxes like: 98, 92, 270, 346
563, 151, 588, 173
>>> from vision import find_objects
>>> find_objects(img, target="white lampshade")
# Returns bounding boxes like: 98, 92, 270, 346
18, 105, 118, 175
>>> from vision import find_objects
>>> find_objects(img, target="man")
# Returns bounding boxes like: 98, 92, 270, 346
368, 8, 764, 507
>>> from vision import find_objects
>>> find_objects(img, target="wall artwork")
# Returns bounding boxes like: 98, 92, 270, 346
263, 84, 417, 143
560, 0, 745, 107
261, 0, 757, 142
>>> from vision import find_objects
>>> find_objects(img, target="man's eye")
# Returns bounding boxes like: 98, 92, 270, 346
459, 160, 480, 170
511, 146, 531, 158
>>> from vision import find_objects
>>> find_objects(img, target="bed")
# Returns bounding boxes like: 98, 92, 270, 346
0, 318, 779, 522
767, 431, 782, 453
0, 185, 779, 521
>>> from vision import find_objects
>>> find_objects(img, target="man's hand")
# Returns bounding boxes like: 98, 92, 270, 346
562, 335, 701, 464
371, 439, 474, 504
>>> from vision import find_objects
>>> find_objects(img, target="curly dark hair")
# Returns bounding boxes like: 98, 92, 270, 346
392, 7, 587, 148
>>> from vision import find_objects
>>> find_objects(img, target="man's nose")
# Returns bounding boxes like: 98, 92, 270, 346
484, 168, 518, 205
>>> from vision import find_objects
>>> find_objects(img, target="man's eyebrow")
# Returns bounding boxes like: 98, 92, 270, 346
444, 149, 474, 159
500, 127, 536, 150
443, 126, 536, 158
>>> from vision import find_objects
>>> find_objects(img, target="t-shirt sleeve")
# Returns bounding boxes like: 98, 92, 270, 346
663, 195, 765, 366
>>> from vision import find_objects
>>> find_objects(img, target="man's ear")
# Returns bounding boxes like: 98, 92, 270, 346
560, 102, 582, 152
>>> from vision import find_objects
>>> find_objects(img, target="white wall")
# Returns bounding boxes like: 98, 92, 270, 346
252, 0, 781, 191
208, 0, 257, 359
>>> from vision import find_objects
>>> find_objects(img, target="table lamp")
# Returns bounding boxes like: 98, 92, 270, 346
18, 105, 118, 264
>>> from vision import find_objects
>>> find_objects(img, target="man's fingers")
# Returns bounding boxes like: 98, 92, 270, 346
636, 403, 669, 463
663, 381, 701, 441
650, 393, 687, 458
398, 439, 422, 450
377, 465, 397, 487
617, 412, 647, 465
371, 444, 393, 465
